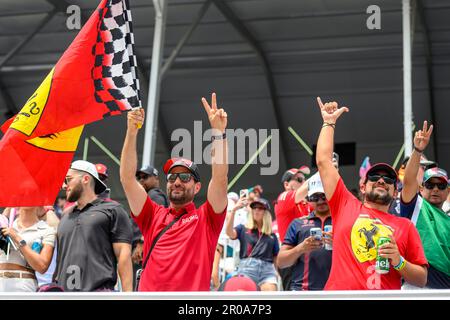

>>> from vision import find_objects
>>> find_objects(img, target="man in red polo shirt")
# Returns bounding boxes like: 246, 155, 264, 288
315, 97, 428, 290
120, 93, 228, 291
274, 166, 312, 290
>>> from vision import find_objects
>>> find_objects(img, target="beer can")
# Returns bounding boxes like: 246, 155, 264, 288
310, 227, 322, 241
375, 237, 391, 274
324, 225, 332, 250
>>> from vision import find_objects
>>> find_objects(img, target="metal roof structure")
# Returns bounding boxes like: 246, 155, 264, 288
0, 0, 449, 206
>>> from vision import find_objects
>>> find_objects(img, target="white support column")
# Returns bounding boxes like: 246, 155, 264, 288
403, 0, 413, 157
142, 0, 168, 166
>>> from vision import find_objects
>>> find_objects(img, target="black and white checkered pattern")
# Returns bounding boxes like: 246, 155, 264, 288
92, 0, 141, 117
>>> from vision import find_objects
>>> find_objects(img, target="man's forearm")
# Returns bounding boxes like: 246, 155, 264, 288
118, 253, 133, 292
278, 246, 303, 268
316, 126, 335, 167
400, 262, 427, 287
403, 149, 421, 190
120, 130, 139, 183
211, 129, 228, 183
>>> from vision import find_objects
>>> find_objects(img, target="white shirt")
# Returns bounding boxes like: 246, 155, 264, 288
0, 220, 56, 268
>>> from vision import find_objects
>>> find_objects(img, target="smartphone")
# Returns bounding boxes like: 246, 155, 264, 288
239, 189, 249, 199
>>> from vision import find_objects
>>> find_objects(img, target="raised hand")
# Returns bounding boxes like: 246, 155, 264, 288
414, 120, 433, 152
127, 108, 145, 133
201, 93, 227, 133
317, 97, 349, 124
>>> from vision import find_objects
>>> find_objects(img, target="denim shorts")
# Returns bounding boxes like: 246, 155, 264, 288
237, 258, 278, 286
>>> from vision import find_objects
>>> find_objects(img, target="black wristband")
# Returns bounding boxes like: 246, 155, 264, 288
414, 146, 424, 153
322, 122, 336, 129
211, 132, 226, 141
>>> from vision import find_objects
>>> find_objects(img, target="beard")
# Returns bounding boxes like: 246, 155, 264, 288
67, 181, 83, 202
365, 188, 393, 205
168, 185, 195, 205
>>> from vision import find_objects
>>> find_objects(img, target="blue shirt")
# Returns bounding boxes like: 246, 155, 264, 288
283, 212, 332, 290
235, 224, 279, 263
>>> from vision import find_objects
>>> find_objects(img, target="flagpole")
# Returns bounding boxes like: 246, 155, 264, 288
83, 138, 89, 161
142, 0, 168, 166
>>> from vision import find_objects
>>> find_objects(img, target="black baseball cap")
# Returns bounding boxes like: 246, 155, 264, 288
249, 198, 271, 211
136, 165, 159, 178
163, 158, 200, 182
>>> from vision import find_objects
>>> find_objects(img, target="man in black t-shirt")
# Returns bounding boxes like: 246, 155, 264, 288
55, 160, 133, 291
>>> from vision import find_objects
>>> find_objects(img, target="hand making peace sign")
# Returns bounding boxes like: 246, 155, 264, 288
201, 93, 228, 133
413, 120, 433, 152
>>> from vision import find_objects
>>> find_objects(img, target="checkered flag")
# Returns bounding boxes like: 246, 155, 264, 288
92, 0, 142, 117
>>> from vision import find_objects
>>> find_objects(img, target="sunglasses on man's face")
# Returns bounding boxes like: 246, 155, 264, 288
423, 181, 447, 191
166, 172, 194, 183
64, 175, 81, 185
367, 174, 396, 185
136, 174, 150, 181
290, 176, 305, 183
308, 193, 327, 202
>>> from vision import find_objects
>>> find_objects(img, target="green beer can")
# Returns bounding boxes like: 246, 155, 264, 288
375, 237, 391, 274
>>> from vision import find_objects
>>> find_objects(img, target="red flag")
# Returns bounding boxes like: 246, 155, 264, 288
0, 0, 140, 206
9, 0, 141, 139
0, 125, 83, 206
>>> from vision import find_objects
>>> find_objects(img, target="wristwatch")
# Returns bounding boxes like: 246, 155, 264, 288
18, 239, 27, 248
211, 132, 226, 141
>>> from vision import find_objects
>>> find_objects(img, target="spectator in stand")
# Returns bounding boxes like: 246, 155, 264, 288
55, 160, 133, 291
212, 192, 240, 290
315, 97, 427, 290
400, 121, 449, 289
0, 207, 56, 292
120, 93, 228, 291
35, 206, 59, 288
274, 166, 311, 290
132, 165, 169, 290
278, 173, 332, 290
226, 198, 279, 291
95, 163, 112, 200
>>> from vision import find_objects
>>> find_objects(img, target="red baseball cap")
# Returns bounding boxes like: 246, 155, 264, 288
163, 158, 200, 182
95, 163, 108, 178
218, 275, 260, 291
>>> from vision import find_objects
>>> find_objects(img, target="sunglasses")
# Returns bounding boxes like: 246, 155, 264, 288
308, 193, 327, 202
136, 174, 150, 181
166, 173, 194, 183
423, 181, 447, 191
367, 174, 396, 185
289, 177, 305, 183
64, 175, 81, 185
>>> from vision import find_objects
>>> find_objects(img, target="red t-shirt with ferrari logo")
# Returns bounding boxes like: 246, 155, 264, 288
133, 197, 226, 291
275, 190, 313, 243
325, 178, 428, 290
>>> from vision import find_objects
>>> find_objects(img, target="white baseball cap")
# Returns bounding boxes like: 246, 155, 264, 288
307, 172, 325, 197
70, 160, 107, 194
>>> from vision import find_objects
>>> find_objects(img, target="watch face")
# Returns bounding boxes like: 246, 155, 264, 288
19, 240, 26, 247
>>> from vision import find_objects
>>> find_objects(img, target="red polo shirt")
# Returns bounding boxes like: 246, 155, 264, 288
275, 190, 312, 243
133, 197, 226, 291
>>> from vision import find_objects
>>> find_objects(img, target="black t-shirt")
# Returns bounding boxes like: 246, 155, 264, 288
283, 213, 332, 290
235, 225, 279, 263
55, 198, 132, 291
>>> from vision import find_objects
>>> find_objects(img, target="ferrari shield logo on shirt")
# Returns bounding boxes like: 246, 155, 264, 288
351, 214, 394, 263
